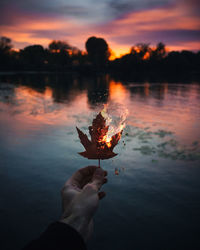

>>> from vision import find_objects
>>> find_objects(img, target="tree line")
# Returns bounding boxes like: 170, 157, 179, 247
0, 36, 199, 77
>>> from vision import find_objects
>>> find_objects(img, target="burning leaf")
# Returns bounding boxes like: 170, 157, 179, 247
76, 112, 123, 160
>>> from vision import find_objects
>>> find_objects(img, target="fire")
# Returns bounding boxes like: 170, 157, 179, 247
99, 104, 128, 148
106, 141, 112, 148
98, 134, 112, 148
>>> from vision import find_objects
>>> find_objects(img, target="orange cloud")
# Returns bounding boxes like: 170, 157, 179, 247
0, 3, 199, 56
113, 7, 199, 31
97, 4, 200, 56
167, 41, 200, 51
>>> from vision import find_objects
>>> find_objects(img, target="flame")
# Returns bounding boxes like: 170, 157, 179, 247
98, 134, 112, 148
99, 104, 128, 147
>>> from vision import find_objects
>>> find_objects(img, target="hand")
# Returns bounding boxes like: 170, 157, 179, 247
60, 166, 107, 241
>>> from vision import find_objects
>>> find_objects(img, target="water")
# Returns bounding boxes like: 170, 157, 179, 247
0, 73, 200, 250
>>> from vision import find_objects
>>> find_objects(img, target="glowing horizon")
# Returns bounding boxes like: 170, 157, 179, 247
0, 0, 199, 58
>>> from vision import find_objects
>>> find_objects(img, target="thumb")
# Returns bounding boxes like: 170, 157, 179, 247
91, 167, 105, 191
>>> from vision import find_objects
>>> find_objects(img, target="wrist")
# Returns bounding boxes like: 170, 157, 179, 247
60, 213, 89, 241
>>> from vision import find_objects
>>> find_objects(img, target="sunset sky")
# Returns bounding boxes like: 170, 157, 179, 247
0, 0, 199, 57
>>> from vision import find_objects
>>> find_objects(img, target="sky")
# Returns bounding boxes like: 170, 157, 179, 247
0, 0, 199, 57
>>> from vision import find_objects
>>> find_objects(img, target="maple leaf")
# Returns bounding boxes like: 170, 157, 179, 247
76, 112, 122, 160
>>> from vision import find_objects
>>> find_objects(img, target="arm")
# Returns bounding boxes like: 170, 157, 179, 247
22, 222, 87, 250
22, 166, 107, 250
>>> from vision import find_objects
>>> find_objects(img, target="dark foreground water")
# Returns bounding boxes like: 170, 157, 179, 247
0, 73, 200, 250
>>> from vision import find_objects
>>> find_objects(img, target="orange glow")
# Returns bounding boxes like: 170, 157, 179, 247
0, 80, 199, 145
0, 3, 199, 59
100, 104, 127, 146
143, 52, 150, 60
51, 49, 61, 53
102, 4, 200, 57
144, 83, 150, 96
98, 130, 122, 148
10, 86, 88, 128
109, 45, 131, 59
0, 13, 88, 49
112, 7, 199, 32
11, 48, 20, 52
166, 41, 200, 52
109, 80, 129, 103
106, 141, 112, 148
109, 50, 116, 61
98, 134, 112, 148
44, 87, 53, 99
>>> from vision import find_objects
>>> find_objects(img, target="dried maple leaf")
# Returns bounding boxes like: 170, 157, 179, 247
76, 112, 122, 160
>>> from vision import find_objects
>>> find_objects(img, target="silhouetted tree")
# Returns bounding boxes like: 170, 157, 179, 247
150, 42, 166, 61
156, 42, 166, 59
0, 36, 13, 70
20, 45, 46, 70
0, 36, 12, 53
130, 43, 151, 60
85, 36, 110, 69
164, 50, 199, 72
146, 42, 166, 72
70, 48, 87, 67
47, 40, 72, 70
111, 43, 151, 75
48, 40, 71, 53
0, 35, 199, 78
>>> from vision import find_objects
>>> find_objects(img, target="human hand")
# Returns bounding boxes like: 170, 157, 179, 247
60, 166, 107, 241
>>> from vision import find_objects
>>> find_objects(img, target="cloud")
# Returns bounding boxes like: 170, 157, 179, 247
0, 0, 199, 55
0, 0, 112, 24
178, 0, 200, 17
107, 0, 174, 17
0, 7, 95, 50
0, 0, 178, 26
97, 4, 200, 44
113, 29, 200, 45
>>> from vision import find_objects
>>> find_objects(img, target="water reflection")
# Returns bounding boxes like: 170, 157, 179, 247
0, 74, 200, 250
0, 74, 200, 161
109, 80, 130, 104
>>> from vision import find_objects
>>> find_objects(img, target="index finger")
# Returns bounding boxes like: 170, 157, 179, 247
64, 166, 99, 189
91, 167, 106, 191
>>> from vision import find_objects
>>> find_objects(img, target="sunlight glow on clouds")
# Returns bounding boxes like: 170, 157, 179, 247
0, 0, 199, 56
98, 3, 200, 55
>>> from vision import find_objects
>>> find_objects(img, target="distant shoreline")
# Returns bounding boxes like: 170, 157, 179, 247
0, 70, 200, 84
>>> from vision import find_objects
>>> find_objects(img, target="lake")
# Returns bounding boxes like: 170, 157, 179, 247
0, 73, 200, 250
